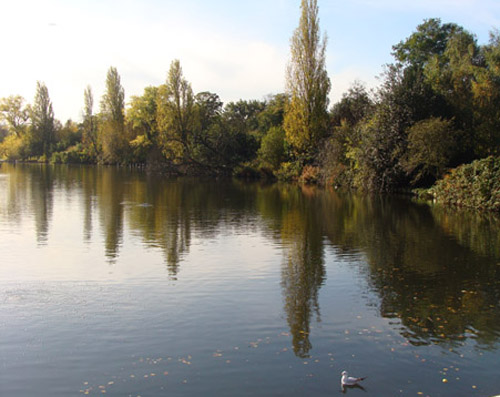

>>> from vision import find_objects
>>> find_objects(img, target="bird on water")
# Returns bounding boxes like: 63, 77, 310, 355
341, 370, 366, 391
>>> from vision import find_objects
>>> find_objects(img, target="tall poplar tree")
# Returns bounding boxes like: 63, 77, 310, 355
99, 67, 127, 163
284, 0, 330, 162
31, 81, 55, 157
156, 60, 194, 163
82, 85, 98, 156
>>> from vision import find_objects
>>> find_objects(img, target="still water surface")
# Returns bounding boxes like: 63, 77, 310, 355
0, 164, 499, 396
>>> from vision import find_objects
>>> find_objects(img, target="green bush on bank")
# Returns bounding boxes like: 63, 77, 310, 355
50, 145, 95, 164
427, 156, 500, 211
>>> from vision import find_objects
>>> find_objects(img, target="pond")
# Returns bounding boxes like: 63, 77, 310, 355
0, 163, 499, 396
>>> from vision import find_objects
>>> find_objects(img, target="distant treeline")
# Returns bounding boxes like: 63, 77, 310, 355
1, 7, 499, 193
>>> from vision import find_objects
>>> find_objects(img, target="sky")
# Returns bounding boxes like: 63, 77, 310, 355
1, 0, 499, 122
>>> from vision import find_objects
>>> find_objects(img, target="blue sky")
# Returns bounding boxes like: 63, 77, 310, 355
1, 0, 499, 122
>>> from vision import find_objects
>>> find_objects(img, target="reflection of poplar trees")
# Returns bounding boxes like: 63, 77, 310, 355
273, 186, 325, 358
31, 165, 54, 245
81, 166, 97, 243
154, 182, 192, 278
96, 167, 125, 262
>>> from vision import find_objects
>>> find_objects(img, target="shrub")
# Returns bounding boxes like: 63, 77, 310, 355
275, 161, 302, 182
257, 126, 286, 170
0, 134, 28, 160
299, 165, 320, 184
50, 145, 95, 164
428, 156, 500, 211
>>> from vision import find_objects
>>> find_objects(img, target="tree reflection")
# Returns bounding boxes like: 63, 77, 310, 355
321, 194, 500, 349
259, 184, 326, 357
0, 164, 54, 245
95, 167, 125, 262
2, 164, 499, 352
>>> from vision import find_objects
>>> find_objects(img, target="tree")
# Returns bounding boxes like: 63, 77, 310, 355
31, 81, 55, 157
257, 93, 287, 136
330, 82, 373, 127
0, 95, 30, 138
403, 117, 457, 184
82, 85, 98, 156
99, 67, 127, 163
190, 91, 223, 166
284, 0, 330, 161
157, 60, 195, 163
392, 18, 464, 68
128, 86, 159, 144
472, 31, 500, 155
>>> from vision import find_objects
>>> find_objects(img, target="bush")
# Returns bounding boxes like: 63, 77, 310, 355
257, 126, 286, 170
299, 165, 320, 184
50, 145, 95, 164
428, 156, 500, 211
0, 134, 29, 160
275, 161, 302, 182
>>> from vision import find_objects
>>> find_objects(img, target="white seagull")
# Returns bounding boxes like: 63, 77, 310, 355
341, 370, 366, 389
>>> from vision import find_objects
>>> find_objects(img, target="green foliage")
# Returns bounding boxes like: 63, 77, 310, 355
55, 120, 82, 152
50, 144, 95, 164
129, 134, 152, 164
330, 82, 373, 127
258, 126, 286, 170
392, 18, 464, 67
275, 161, 303, 182
257, 94, 287, 136
429, 156, 500, 211
403, 117, 457, 185
157, 60, 195, 163
128, 86, 159, 144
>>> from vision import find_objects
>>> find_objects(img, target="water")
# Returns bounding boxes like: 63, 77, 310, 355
0, 163, 499, 396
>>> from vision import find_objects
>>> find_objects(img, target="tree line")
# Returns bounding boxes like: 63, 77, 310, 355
1, 0, 499, 192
